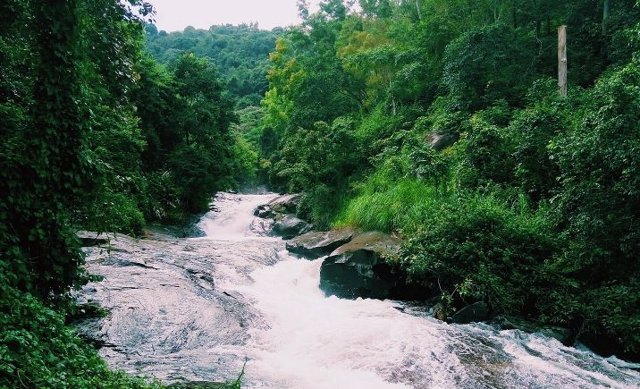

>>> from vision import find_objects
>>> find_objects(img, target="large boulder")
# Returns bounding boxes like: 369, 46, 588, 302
285, 228, 355, 259
319, 232, 402, 299
77, 231, 110, 247
268, 194, 301, 214
272, 214, 312, 240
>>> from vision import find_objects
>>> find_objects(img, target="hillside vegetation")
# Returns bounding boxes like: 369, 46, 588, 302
257, 0, 640, 358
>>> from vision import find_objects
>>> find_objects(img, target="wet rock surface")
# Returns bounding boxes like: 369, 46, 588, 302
319, 232, 403, 299
76, 193, 640, 389
76, 231, 279, 384
267, 193, 301, 214
285, 228, 355, 259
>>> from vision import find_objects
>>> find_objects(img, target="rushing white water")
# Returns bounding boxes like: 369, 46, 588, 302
194, 193, 640, 389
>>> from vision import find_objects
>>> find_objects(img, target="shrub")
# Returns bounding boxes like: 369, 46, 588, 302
453, 118, 517, 189
336, 162, 446, 234
396, 195, 559, 316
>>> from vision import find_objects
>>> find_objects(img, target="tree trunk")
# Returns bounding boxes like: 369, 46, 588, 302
602, 0, 610, 35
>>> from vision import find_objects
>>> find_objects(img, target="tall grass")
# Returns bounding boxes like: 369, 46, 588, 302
335, 176, 449, 234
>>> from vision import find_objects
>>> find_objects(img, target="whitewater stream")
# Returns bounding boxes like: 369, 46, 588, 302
78, 193, 640, 388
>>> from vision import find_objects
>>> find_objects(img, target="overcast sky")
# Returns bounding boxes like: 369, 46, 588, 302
149, 0, 321, 31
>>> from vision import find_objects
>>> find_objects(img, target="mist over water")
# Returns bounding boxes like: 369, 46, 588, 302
81, 193, 640, 388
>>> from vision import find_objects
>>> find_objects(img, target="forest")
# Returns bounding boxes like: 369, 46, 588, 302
1, 0, 639, 387
254, 0, 640, 361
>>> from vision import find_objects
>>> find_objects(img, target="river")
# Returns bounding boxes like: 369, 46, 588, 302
78, 193, 640, 388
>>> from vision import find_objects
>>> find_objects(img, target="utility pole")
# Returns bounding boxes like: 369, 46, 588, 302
558, 25, 567, 97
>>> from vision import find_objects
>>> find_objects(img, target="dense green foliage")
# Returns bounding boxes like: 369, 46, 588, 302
145, 24, 280, 107
260, 0, 640, 357
0, 0, 247, 387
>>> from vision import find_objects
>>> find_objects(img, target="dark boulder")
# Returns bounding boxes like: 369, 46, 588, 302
272, 214, 312, 240
319, 232, 402, 299
253, 204, 275, 219
285, 228, 355, 259
450, 301, 490, 324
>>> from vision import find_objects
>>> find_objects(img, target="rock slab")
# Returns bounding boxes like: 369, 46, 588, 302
319, 232, 401, 299
272, 214, 312, 240
285, 228, 355, 259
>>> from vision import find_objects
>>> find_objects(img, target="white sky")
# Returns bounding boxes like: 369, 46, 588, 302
149, 0, 322, 31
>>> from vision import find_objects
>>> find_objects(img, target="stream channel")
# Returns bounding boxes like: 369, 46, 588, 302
77, 193, 640, 388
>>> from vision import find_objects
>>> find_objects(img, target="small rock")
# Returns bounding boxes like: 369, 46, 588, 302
428, 132, 460, 151
253, 204, 275, 218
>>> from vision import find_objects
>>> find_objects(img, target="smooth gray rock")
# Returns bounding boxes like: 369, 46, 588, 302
272, 214, 312, 240
267, 193, 301, 214
285, 228, 355, 259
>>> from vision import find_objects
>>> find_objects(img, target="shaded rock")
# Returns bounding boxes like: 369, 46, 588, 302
267, 193, 301, 214
319, 232, 402, 299
253, 204, 275, 219
285, 228, 355, 259
428, 132, 460, 151
492, 315, 572, 345
272, 214, 312, 240
432, 302, 448, 321
77, 231, 109, 247
450, 301, 489, 324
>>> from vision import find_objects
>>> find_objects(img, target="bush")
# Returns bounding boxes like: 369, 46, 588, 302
546, 60, 640, 353
336, 159, 446, 234
84, 191, 146, 236
510, 96, 566, 203
396, 195, 559, 316
442, 24, 537, 110
453, 118, 517, 189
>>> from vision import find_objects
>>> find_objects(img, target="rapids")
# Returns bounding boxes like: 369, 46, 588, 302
77, 193, 640, 388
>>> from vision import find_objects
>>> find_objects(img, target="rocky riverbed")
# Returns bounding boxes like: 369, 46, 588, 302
75, 193, 640, 388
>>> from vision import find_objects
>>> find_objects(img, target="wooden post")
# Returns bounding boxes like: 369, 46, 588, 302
558, 25, 567, 97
